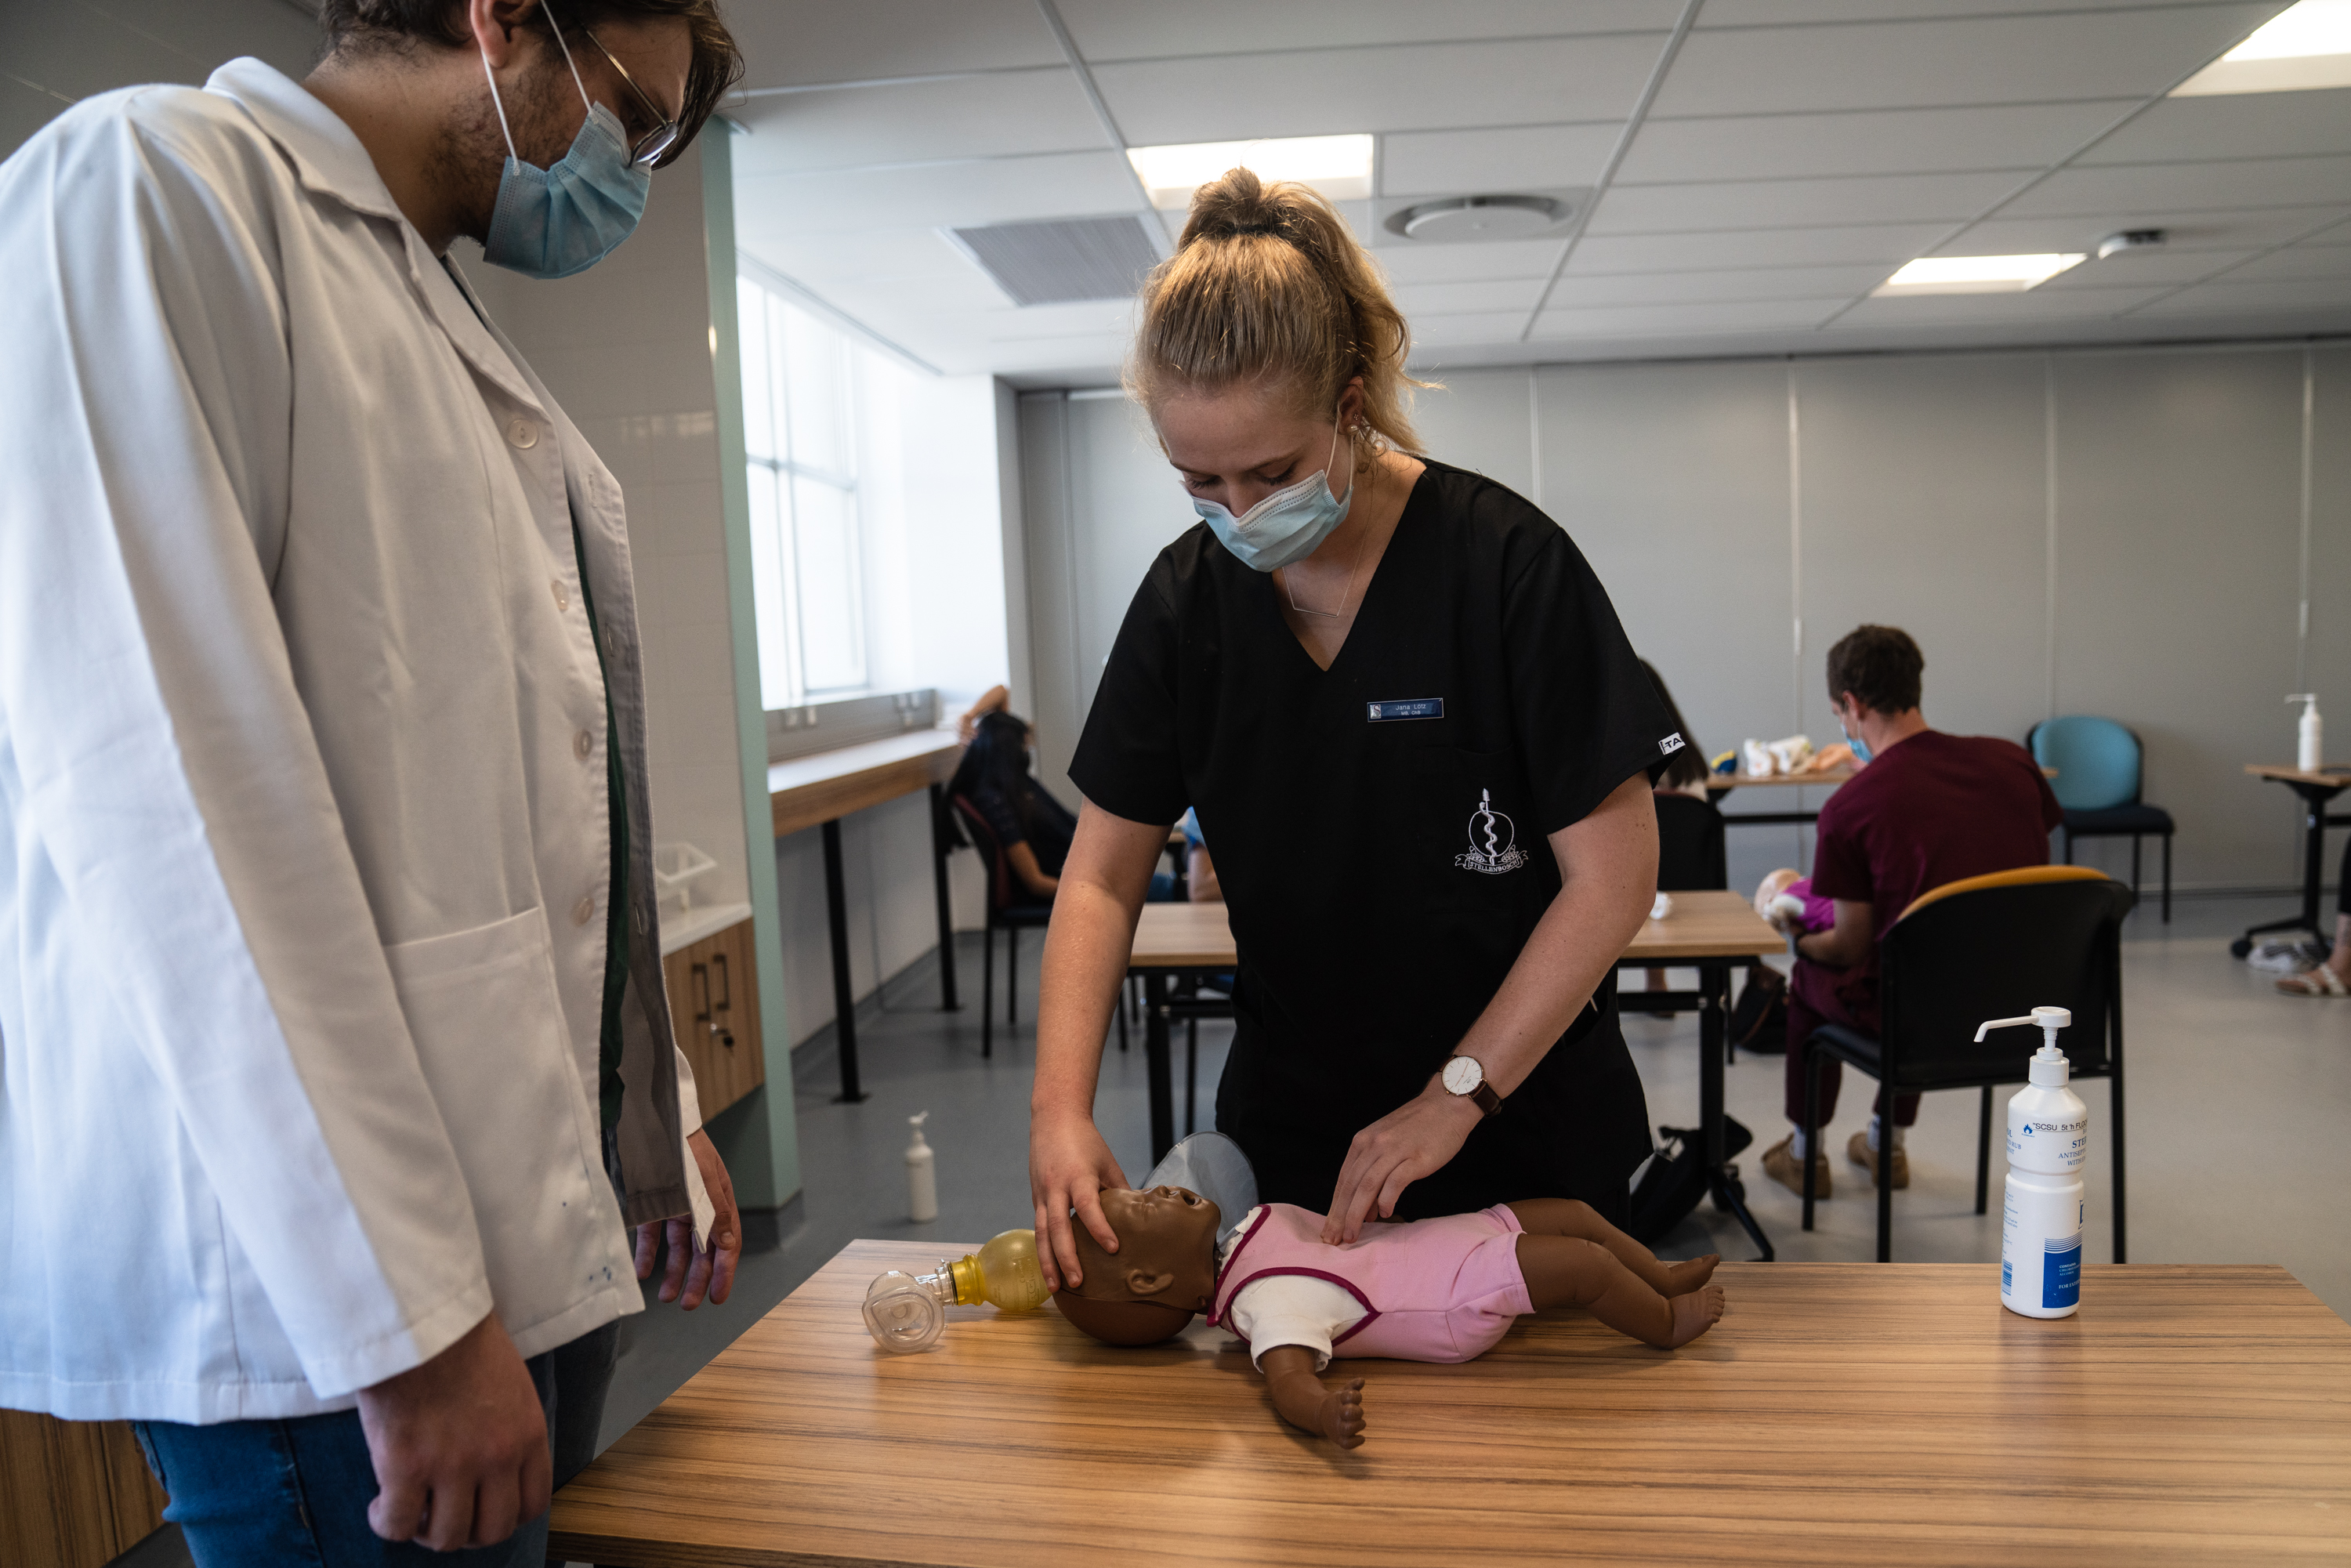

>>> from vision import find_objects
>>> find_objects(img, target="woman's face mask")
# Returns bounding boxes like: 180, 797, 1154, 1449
477, 15, 650, 280
1189, 414, 1354, 573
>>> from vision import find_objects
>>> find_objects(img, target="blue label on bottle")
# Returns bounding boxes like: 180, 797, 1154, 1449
2001, 1258, 2012, 1292
2042, 1233, 2081, 1309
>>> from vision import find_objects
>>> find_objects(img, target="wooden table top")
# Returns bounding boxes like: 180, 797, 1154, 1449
549, 1244, 2351, 1567
768, 730, 962, 838
1705, 767, 1857, 790
2245, 762, 2351, 788
1127, 889, 1780, 971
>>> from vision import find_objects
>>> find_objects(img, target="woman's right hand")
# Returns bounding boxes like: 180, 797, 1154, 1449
1030, 1109, 1128, 1292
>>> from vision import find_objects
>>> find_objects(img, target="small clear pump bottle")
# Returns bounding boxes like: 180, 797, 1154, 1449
861, 1229, 1050, 1353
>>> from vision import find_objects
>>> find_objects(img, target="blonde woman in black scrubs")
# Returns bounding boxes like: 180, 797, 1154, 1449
1029, 170, 1683, 1293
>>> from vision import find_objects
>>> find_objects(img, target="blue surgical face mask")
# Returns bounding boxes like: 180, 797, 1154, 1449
478, 17, 649, 280
1838, 712, 1874, 764
1190, 415, 1354, 572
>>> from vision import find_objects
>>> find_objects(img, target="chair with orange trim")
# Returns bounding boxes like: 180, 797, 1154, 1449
1798, 864, 2135, 1262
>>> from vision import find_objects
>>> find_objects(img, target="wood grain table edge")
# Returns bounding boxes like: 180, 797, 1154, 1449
770, 735, 962, 840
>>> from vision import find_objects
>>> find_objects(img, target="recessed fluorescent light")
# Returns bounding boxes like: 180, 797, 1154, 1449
1872, 253, 2088, 296
1125, 135, 1374, 212
2173, 0, 2351, 95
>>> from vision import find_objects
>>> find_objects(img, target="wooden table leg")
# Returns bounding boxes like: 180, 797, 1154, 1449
1699, 961, 1773, 1261
822, 819, 865, 1103
1144, 971, 1173, 1164
927, 783, 959, 1012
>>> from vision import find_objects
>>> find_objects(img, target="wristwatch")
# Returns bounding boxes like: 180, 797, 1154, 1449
1440, 1054, 1503, 1117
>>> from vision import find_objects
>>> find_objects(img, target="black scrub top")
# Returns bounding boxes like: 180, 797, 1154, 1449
1070, 461, 1682, 1226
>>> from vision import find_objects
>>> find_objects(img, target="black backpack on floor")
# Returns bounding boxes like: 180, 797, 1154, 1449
1628, 1116, 1754, 1244
1729, 962, 1788, 1055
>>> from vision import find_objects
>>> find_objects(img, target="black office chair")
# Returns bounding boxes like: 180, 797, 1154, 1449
2028, 717, 2175, 922
947, 794, 1056, 1059
1797, 864, 2135, 1262
1654, 791, 1729, 893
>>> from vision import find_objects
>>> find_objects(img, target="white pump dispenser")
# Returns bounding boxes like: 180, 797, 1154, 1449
905, 1111, 938, 1223
2288, 693, 2323, 773
1976, 1007, 2088, 1318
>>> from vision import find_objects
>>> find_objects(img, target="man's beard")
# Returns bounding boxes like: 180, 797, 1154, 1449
438, 52, 581, 247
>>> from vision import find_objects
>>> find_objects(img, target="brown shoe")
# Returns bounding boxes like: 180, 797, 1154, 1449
1847, 1129, 1911, 1190
1762, 1134, 1830, 1198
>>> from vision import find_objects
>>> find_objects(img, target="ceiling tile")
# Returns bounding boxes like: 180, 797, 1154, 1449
732, 151, 1140, 236
1943, 205, 2351, 255
1650, 6, 2283, 117
1701, 0, 2279, 22
1586, 170, 2021, 233
2132, 277, 2351, 314
723, 0, 1062, 90
1382, 123, 1624, 197
1541, 264, 1893, 306
1374, 237, 1568, 284
2219, 244, 2351, 282
1410, 311, 1542, 347
737, 228, 984, 287
1531, 299, 1845, 338
2079, 87, 2351, 165
1620, 101, 2128, 183
1998, 155, 2351, 216
1093, 35, 1667, 145
2032, 247, 2261, 288
804, 269, 1017, 318
1829, 284, 2167, 328
1060, 0, 1682, 60
1392, 279, 1547, 316
730, 72, 1103, 174
1569, 222, 1951, 270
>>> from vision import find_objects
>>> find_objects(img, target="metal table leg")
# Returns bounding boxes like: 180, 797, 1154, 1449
1144, 971, 1174, 1164
1698, 960, 1773, 1261
2235, 780, 2349, 956
927, 782, 958, 1012
821, 819, 865, 1103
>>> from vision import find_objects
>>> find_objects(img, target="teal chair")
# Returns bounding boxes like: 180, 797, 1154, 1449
2028, 717, 2173, 922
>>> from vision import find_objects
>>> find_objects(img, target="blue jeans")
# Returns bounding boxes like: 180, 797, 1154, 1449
133, 1318, 620, 1567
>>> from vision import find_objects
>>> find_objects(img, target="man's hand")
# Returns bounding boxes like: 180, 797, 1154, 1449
633, 1128, 740, 1309
1030, 1107, 1128, 1291
1321, 1085, 1483, 1244
356, 1313, 548, 1551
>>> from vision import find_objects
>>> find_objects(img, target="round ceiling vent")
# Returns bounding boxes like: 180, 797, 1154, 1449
1386, 194, 1564, 243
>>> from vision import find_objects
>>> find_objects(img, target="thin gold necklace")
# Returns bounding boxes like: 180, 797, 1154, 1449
1283, 454, 1376, 619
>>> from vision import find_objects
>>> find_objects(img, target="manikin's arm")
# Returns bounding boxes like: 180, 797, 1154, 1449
1256, 1345, 1366, 1450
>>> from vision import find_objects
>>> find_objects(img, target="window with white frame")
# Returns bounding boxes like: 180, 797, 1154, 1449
738, 277, 865, 708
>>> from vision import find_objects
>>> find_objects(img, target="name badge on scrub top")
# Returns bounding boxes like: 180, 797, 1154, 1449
1366, 698, 1443, 722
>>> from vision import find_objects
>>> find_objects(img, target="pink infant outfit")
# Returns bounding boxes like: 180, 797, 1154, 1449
1208, 1202, 1534, 1365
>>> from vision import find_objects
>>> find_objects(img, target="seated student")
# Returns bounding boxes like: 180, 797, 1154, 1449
2275, 837, 2351, 998
1052, 1184, 1726, 1450
1762, 625, 2061, 1198
949, 704, 1078, 906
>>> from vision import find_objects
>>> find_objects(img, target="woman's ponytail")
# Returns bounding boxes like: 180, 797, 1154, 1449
1128, 168, 1429, 461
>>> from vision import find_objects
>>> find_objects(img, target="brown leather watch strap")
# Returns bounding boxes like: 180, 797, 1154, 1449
1469, 1081, 1503, 1117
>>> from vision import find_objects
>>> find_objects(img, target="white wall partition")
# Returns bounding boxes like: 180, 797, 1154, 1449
1023, 341, 2351, 900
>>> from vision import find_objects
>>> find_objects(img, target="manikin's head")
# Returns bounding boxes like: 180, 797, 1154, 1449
1051, 1186, 1221, 1348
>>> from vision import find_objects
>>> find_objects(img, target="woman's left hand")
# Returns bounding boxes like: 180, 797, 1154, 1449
1321, 1086, 1483, 1244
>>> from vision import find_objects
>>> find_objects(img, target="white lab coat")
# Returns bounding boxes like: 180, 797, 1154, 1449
0, 60, 713, 1423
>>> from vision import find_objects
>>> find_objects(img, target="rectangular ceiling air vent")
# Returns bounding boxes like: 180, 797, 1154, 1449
947, 215, 1162, 307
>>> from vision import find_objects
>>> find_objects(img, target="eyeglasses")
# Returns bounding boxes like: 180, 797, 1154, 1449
578, 23, 680, 168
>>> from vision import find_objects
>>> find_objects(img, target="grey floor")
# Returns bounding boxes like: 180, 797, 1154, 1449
115, 893, 2351, 1567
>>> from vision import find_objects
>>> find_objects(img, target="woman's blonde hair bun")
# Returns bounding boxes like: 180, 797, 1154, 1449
1128, 167, 1430, 459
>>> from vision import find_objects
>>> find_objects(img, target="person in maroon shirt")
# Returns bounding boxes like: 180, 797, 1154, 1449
1760, 626, 2061, 1198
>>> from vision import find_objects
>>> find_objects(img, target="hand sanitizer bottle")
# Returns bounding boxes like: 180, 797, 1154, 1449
1977, 1007, 2088, 1318
905, 1111, 938, 1223
2288, 693, 2323, 773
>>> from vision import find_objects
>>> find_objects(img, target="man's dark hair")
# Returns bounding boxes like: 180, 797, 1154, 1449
317, 0, 741, 168
1825, 625, 1924, 715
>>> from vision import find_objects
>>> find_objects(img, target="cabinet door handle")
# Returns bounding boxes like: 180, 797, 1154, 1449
712, 951, 732, 1014
691, 961, 712, 1030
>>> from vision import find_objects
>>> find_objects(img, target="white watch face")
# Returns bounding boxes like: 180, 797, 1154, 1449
1443, 1056, 1483, 1095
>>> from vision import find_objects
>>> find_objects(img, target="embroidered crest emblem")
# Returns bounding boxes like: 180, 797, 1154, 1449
1455, 788, 1527, 875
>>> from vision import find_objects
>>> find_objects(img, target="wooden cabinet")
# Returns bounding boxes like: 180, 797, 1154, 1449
0, 1409, 168, 1567
661, 915, 763, 1119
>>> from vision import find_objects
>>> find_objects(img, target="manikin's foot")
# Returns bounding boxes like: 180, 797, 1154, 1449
1665, 1286, 1727, 1349
1661, 1254, 1720, 1295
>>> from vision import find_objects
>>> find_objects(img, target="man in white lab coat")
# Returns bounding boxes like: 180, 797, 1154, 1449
0, 1, 748, 1559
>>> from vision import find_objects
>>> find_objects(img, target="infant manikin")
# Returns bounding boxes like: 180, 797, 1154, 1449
1755, 866, 1835, 937
1050, 1136, 1726, 1450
